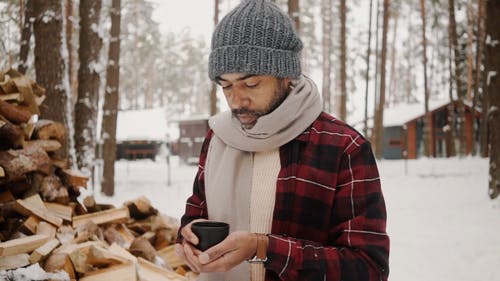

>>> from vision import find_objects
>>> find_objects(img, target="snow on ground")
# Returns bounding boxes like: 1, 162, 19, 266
88, 156, 499, 281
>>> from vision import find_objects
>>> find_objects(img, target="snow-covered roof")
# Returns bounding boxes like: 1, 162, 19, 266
116, 108, 179, 142
350, 99, 476, 131
383, 99, 450, 127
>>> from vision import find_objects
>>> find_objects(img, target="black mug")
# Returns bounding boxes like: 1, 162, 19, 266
191, 221, 230, 251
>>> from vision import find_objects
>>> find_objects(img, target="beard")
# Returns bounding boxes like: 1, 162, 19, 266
232, 79, 290, 130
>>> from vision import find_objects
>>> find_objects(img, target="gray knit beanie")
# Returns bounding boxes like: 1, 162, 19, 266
209, 0, 303, 81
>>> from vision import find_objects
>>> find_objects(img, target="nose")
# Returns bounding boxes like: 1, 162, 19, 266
227, 88, 250, 109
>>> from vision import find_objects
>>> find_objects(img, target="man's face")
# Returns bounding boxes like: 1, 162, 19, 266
217, 73, 291, 129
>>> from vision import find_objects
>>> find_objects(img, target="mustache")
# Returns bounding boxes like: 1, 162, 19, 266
231, 108, 264, 116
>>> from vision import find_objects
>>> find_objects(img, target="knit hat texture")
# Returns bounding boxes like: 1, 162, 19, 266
209, 0, 303, 81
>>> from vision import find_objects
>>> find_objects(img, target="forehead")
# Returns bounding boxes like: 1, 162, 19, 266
219, 73, 253, 82
218, 73, 277, 83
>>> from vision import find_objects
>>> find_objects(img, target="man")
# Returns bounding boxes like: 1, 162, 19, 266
175, 0, 390, 280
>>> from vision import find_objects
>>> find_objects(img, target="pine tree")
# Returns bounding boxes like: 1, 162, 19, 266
74, 0, 103, 174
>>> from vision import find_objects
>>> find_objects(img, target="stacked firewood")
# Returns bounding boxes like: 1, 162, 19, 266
0, 69, 193, 280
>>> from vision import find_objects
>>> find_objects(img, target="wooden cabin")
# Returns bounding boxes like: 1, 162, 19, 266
115, 108, 176, 161
175, 116, 209, 164
382, 100, 481, 159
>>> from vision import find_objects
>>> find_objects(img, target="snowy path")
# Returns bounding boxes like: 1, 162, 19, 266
89, 157, 499, 281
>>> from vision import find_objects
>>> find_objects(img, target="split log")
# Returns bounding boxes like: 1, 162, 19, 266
0, 93, 23, 103
137, 257, 187, 281
44, 253, 76, 280
86, 245, 129, 267
10, 73, 40, 115
127, 218, 152, 235
79, 263, 137, 281
36, 221, 57, 238
125, 196, 158, 220
60, 168, 89, 189
0, 116, 24, 149
83, 195, 114, 213
151, 214, 178, 232
33, 119, 66, 143
45, 202, 72, 222
0, 166, 4, 178
29, 238, 59, 263
0, 253, 30, 270
39, 175, 68, 204
155, 228, 176, 250
129, 236, 156, 262
72, 207, 130, 228
69, 246, 94, 274
19, 215, 40, 235
30, 81, 46, 97
50, 157, 69, 170
0, 78, 17, 94
55, 225, 76, 244
0, 146, 51, 185
69, 201, 88, 216
108, 243, 137, 263
0, 99, 31, 124
21, 120, 36, 140
23, 139, 62, 152
103, 226, 130, 249
13, 194, 63, 227
74, 221, 99, 243
157, 245, 185, 269
0, 234, 48, 256
54, 241, 107, 256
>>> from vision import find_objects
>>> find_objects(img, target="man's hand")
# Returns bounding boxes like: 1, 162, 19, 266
175, 219, 207, 272
176, 230, 258, 273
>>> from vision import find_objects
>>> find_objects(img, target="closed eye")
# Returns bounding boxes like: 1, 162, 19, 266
246, 83, 259, 88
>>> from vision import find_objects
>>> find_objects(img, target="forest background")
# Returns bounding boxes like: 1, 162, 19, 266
0, 0, 498, 198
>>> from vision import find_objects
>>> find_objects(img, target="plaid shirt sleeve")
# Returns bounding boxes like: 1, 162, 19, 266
176, 130, 213, 243
265, 132, 389, 281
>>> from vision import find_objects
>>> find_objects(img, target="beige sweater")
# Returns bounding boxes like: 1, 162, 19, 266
250, 149, 280, 281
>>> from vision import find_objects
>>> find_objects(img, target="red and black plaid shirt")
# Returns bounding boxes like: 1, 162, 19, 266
178, 112, 390, 281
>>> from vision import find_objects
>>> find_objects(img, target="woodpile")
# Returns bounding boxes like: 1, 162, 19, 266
0, 69, 193, 280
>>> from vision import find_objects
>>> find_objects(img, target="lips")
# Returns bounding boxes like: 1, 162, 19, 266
236, 113, 257, 125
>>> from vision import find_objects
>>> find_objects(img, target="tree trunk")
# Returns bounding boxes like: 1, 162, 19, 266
33, 0, 73, 162
466, 0, 477, 155
420, 0, 431, 157
485, 0, 500, 199
364, 0, 374, 137
449, 0, 467, 156
65, 0, 78, 105
101, 0, 121, 197
476, 0, 488, 157
288, 0, 300, 32
447, 40, 457, 157
74, 0, 102, 174
466, 0, 475, 102
321, 0, 332, 113
339, 0, 347, 121
19, 0, 34, 74
373, 0, 381, 142
210, 0, 220, 116
374, 0, 389, 159
388, 2, 401, 106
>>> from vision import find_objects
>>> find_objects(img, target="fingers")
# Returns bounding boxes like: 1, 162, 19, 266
182, 241, 202, 272
181, 219, 207, 245
199, 243, 227, 265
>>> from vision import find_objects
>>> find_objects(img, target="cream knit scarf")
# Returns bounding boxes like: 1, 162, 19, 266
201, 75, 322, 281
